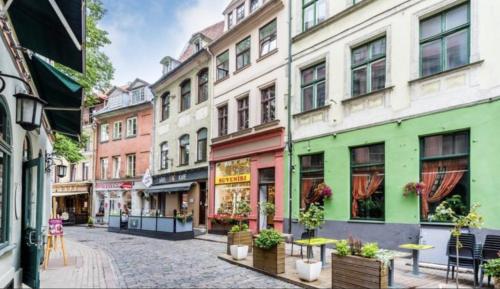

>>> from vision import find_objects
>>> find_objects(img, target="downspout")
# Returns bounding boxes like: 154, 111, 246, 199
286, 0, 293, 234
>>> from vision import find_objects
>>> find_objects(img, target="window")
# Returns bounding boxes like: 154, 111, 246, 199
0, 99, 10, 246
100, 124, 109, 142
236, 37, 251, 70
300, 153, 324, 209
194, 39, 202, 52
351, 144, 385, 220
420, 4, 469, 77
179, 135, 190, 166
420, 131, 469, 222
160, 142, 169, 170
197, 128, 208, 162
113, 121, 122, 140
303, 0, 326, 31
70, 164, 76, 182
100, 158, 108, 180
216, 51, 229, 80
198, 69, 209, 103
82, 162, 89, 181
261, 85, 276, 123
132, 88, 145, 103
237, 97, 249, 130
127, 154, 136, 177
228, 12, 234, 29
250, 0, 260, 12
161, 92, 170, 121
236, 4, 245, 22
112, 156, 121, 179
180, 80, 191, 111
259, 19, 277, 56
301, 62, 326, 112
126, 117, 137, 137
352, 37, 386, 97
218, 105, 228, 136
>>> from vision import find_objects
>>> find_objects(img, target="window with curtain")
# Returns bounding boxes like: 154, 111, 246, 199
217, 51, 229, 80
198, 69, 209, 103
197, 128, 208, 162
351, 144, 385, 220
303, 0, 326, 31
236, 37, 251, 70
420, 3, 469, 77
160, 142, 169, 170
351, 37, 386, 97
237, 97, 249, 131
179, 135, 190, 166
301, 62, 326, 112
218, 105, 228, 136
261, 85, 275, 123
180, 80, 191, 112
420, 131, 469, 222
161, 92, 170, 121
300, 153, 324, 209
259, 19, 277, 56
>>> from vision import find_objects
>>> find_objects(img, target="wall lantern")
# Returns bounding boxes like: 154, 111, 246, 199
45, 152, 67, 178
55, 164, 67, 178
14, 92, 47, 131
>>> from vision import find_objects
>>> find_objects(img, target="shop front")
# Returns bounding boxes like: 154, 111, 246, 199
94, 180, 138, 223
52, 182, 91, 225
209, 127, 285, 234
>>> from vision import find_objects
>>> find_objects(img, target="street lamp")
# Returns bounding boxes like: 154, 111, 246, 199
56, 164, 67, 178
45, 152, 67, 178
14, 92, 47, 131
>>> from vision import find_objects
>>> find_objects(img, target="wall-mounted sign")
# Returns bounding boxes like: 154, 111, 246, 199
215, 174, 250, 185
95, 181, 135, 190
153, 167, 208, 185
215, 158, 251, 185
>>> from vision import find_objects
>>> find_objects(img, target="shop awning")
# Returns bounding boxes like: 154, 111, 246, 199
25, 54, 82, 136
146, 182, 195, 194
52, 191, 88, 197
8, 0, 85, 73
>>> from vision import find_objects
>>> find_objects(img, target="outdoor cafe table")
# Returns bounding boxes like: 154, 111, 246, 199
294, 238, 337, 268
398, 244, 434, 275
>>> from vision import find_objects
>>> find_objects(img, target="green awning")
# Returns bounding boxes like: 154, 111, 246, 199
25, 54, 82, 136
9, 0, 85, 73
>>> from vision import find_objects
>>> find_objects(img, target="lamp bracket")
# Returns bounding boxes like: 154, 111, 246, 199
0, 71, 32, 94
45, 152, 63, 173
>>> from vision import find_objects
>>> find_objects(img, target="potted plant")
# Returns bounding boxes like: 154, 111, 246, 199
296, 204, 325, 282
87, 216, 94, 228
483, 258, 500, 289
403, 182, 424, 197
259, 201, 275, 217
253, 229, 285, 274
229, 200, 252, 260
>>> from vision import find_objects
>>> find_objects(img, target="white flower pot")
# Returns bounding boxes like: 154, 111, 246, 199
296, 259, 322, 282
230, 245, 249, 260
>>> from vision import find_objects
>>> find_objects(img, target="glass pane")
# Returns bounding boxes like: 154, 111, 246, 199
371, 59, 386, 91
352, 45, 368, 66
454, 133, 468, 154
446, 30, 468, 69
303, 5, 315, 30
217, 51, 229, 64
300, 172, 324, 209
420, 15, 441, 39
259, 168, 275, 183
316, 0, 326, 23
302, 86, 314, 111
236, 38, 251, 53
260, 20, 276, 39
421, 39, 442, 77
198, 129, 207, 139
423, 135, 442, 157
0, 107, 4, 141
301, 154, 324, 170
371, 38, 386, 59
28, 166, 38, 227
352, 165, 385, 220
302, 67, 315, 85
352, 67, 367, 96
316, 82, 325, 108
316, 63, 326, 80
445, 4, 468, 31
0, 151, 3, 240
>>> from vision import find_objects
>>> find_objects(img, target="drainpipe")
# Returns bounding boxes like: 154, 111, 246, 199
286, 0, 293, 234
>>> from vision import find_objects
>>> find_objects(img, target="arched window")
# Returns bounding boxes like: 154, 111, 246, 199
180, 80, 191, 112
197, 128, 208, 162
198, 69, 208, 103
179, 134, 190, 166
160, 142, 169, 170
161, 92, 170, 121
0, 95, 12, 245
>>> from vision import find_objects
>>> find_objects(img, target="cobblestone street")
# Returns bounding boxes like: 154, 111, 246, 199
42, 227, 298, 288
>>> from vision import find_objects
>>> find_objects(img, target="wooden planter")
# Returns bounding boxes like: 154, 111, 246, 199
227, 231, 253, 255
331, 253, 388, 289
253, 243, 285, 274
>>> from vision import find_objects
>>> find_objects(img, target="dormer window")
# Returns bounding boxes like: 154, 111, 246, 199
194, 39, 202, 52
228, 12, 234, 29
132, 88, 145, 103
236, 4, 245, 22
250, 0, 260, 12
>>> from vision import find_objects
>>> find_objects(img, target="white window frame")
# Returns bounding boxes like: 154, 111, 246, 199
126, 117, 137, 137
100, 124, 109, 142
113, 121, 122, 140
127, 154, 136, 177
112, 156, 121, 179
100, 158, 108, 180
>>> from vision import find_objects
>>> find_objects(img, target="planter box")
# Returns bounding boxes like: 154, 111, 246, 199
209, 223, 233, 235
253, 243, 285, 274
227, 231, 253, 255
331, 253, 388, 289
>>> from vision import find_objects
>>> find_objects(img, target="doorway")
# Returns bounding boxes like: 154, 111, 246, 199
258, 168, 275, 231
199, 181, 207, 226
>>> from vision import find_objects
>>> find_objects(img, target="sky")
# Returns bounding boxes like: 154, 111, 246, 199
100, 0, 230, 86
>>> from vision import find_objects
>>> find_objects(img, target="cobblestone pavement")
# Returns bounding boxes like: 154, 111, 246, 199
61, 227, 299, 288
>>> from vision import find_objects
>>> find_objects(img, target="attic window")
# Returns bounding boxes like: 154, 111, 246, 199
194, 39, 202, 52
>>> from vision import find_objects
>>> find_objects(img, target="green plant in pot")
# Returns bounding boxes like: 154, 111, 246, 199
483, 258, 500, 289
296, 204, 325, 282
87, 217, 94, 228
253, 229, 285, 274
229, 200, 252, 260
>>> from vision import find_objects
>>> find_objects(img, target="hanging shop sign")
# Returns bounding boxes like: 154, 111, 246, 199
215, 158, 251, 185
95, 181, 135, 191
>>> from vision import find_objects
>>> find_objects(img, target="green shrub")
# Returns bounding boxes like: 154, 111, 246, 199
483, 258, 500, 277
361, 242, 379, 258
230, 223, 249, 233
336, 240, 350, 256
255, 229, 282, 249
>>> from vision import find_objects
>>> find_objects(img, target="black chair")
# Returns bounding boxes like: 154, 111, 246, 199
480, 235, 500, 287
446, 233, 479, 288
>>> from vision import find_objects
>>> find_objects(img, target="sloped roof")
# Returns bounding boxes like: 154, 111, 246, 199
178, 21, 224, 62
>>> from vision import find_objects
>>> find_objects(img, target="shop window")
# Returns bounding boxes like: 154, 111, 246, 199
161, 92, 170, 121
351, 37, 386, 97
303, 0, 326, 31
236, 37, 251, 70
197, 128, 207, 162
126, 117, 137, 137
420, 3, 469, 77
300, 153, 324, 209
216, 51, 229, 80
198, 69, 209, 103
215, 158, 251, 214
259, 19, 277, 57
301, 62, 326, 112
180, 80, 191, 112
237, 96, 249, 131
350, 144, 385, 220
420, 131, 469, 222
160, 142, 169, 170
179, 135, 190, 166
113, 121, 122, 140
218, 105, 228, 136
127, 154, 136, 177
261, 85, 275, 124
0, 97, 11, 246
